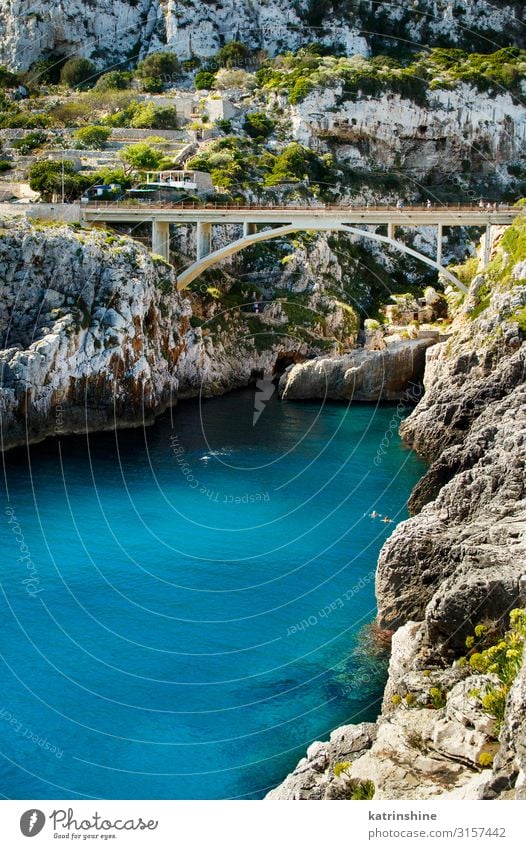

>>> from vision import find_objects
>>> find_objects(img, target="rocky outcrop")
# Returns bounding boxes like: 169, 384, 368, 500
278, 339, 433, 402
269, 218, 526, 801
265, 723, 377, 800
376, 372, 526, 642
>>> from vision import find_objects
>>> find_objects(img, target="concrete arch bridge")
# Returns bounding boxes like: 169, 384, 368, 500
81, 203, 519, 293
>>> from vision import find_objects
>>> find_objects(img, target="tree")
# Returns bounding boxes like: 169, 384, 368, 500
28, 160, 89, 201
90, 167, 132, 190
73, 125, 111, 149
94, 71, 132, 92
216, 41, 250, 68
60, 57, 96, 88
118, 143, 165, 173
243, 111, 275, 139
194, 70, 216, 90
137, 52, 179, 82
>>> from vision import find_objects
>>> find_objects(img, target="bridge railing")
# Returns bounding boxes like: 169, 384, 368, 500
83, 200, 517, 213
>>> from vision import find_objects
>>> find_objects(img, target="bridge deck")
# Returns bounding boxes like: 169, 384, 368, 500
81, 202, 519, 228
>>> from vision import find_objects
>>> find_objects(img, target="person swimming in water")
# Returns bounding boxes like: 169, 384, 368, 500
382, 516, 393, 523
370, 510, 380, 518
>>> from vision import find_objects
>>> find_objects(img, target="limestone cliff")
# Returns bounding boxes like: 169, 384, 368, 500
289, 85, 525, 189
0, 1, 523, 71
268, 216, 526, 800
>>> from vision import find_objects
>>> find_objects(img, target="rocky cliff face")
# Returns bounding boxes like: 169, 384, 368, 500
269, 218, 526, 800
0, 0, 165, 71
0, 1, 523, 71
0, 217, 308, 450
289, 86, 525, 187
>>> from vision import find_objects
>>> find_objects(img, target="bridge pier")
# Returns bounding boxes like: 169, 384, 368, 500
436, 222, 443, 266
152, 220, 170, 261
197, 221, 212, 259
484, 223, 492, 266
387, 222, 395, 241
243, 222, 257, 238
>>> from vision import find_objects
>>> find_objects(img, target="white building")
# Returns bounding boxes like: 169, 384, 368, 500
145, 170, 214, 196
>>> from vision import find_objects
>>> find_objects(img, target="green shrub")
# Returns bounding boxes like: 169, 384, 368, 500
243, 111, 275, 139
428, 687, 447, 709
130, 103, 178, 130
137, 52, 179, 82
0, 65, 19, 87
216, 119, 232, 133
11, 130, 48, 153
463, 609, 526, 730
0, 159, 12, 172
181, 57, 201, 72
350, 780, 375, 800
89, 166, 132, 189
140, 76, 164, 93
73, 125, 111, 149
60, 57, 96, 88
0, 110, 51, 129
119, 142, 166, 172
510, 306, 526, 334
364, 319, 381, 331
289, 77, 314, 104
216, 41, 250, 68
195, 70, 216, 90
94, 71, 132, 92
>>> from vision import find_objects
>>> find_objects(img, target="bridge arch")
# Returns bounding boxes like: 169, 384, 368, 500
176, 222, 468, 293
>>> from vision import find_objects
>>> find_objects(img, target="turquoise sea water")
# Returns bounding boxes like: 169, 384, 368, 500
0, 389, 426, 799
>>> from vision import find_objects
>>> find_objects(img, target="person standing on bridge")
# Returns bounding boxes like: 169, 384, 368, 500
396, 199, 404, 211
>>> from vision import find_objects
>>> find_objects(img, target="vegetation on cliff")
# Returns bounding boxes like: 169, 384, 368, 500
449, 210, 526, 332
254, 45, 526, 105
